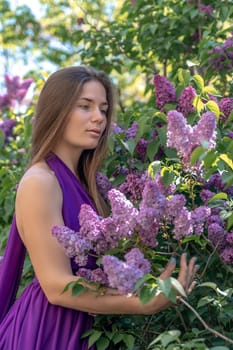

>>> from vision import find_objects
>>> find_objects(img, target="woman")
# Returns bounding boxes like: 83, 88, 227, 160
0, 66, 197, 349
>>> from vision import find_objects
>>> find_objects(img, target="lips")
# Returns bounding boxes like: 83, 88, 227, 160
87, 128, 101, 135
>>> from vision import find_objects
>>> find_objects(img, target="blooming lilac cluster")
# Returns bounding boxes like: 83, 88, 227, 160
198, 3, 214, 15
118, 171, 148, 204
125, 121, 138, 140
102, 248, 150, 295
111, 122, 124, 135
167, 110, 216, 169
96, 172, 112, 200
219, 97, 233, 121
108, 189, 138, 238
208, 34, 233, 71
177, 86, 196, 116
135, 137, 149, 161
0, 119, 16, 142
191, 112, 216, 149
191, 206, 211, 235
51, 225, 91, 266
0, 74, 33, 110
153, 74, 176, 111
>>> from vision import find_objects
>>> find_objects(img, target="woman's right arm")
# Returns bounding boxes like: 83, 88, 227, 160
15, 167, 197, 315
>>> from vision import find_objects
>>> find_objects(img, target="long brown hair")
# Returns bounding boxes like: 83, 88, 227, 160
30, 66, 114, 216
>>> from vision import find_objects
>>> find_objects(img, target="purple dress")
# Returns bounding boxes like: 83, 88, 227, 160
0, 154, 96, 350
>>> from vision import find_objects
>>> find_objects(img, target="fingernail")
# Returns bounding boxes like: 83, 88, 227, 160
169, 257, 176, 265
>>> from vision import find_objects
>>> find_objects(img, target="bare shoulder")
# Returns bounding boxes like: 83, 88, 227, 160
16, 161, 62, 205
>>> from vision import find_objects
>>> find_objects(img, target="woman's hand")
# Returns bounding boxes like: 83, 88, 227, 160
160, 253, 198, 296
146, 253, 198, 314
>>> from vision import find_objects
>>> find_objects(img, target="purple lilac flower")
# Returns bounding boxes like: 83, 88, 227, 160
135, 138, 149, 160
153, 173, 176, 196
208, 34, 233, 71
191, 112, 216, 149
102, 255, 144, 294
172, 207, 193, 240
79, 204, 108, 254
5, 74, 33, 102
125, 121, 138, 140
51, 225, 90, 266
220, 246, 233, 264
0, 94, 13, 109
79, 204, 101, 240
111, 122, 124, 135
191, 206, 211, 235
0, 119, 16, 141
207, 214, 224, 227
228, 131, 233, 139
207, 223, 227, 251
200, 189, 215, 203
138, 207, 157, 231
167, 110, 193, 161
177, 86, 196, 116
153, 74, 176, 111
207, 173, 225, 191
125, 248, 151, 274
226, 231, 233, 245
108, 189, 138, 238
198, 3, 214, 15
76, 268, 92, 280
140, 180, 167, 221
90, 268, 108, 284
118, 172, 148, 204
219, 97, 233, 121
96, 172, 112, 200
166, 194, 187, 219
138, 223, 159, 247
100, 217, 119, 249
226, 186, 233, 196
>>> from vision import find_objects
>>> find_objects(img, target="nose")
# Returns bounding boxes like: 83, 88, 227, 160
92, 107, 105, 124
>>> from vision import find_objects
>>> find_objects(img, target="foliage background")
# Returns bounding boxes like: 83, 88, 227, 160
1, 0, 233, 349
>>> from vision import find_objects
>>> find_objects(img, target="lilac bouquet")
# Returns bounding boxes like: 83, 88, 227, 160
52, 174, 211, 298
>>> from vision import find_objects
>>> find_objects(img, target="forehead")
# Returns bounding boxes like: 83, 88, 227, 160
79, 80, 107, 102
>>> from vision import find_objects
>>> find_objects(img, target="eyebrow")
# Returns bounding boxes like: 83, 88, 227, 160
79, 97, 108, 106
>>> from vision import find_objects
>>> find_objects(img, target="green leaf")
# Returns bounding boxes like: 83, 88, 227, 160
120, 139, 136, 155
147, 139, 160, 162
203, 86, 218, 95
0, 130, 5, 149
161, 168, 176, 186
205, 100, 220, 120
193, 95, 205, 112
72, 283, 87, 296
96, 337, 110, 350
170, 277, 187, 298
148, 330, 181, 348
158, 278, 172, 296
112, 333, 124, 345
177, 68, 191, 85
148, 161, 161, 179
208, 192, 228, 202
219, 154, 233, 170
203, 150, 217, 168
88, 331, 102, 348
192, 74, 204, 92
139, 285, 157, 304
190, 146, 205, 165
122, 334, 135, 350
198, 282, 217, 290
227, 213, 233, 230
197, 296, 215, 308
210, 347, 230, 350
